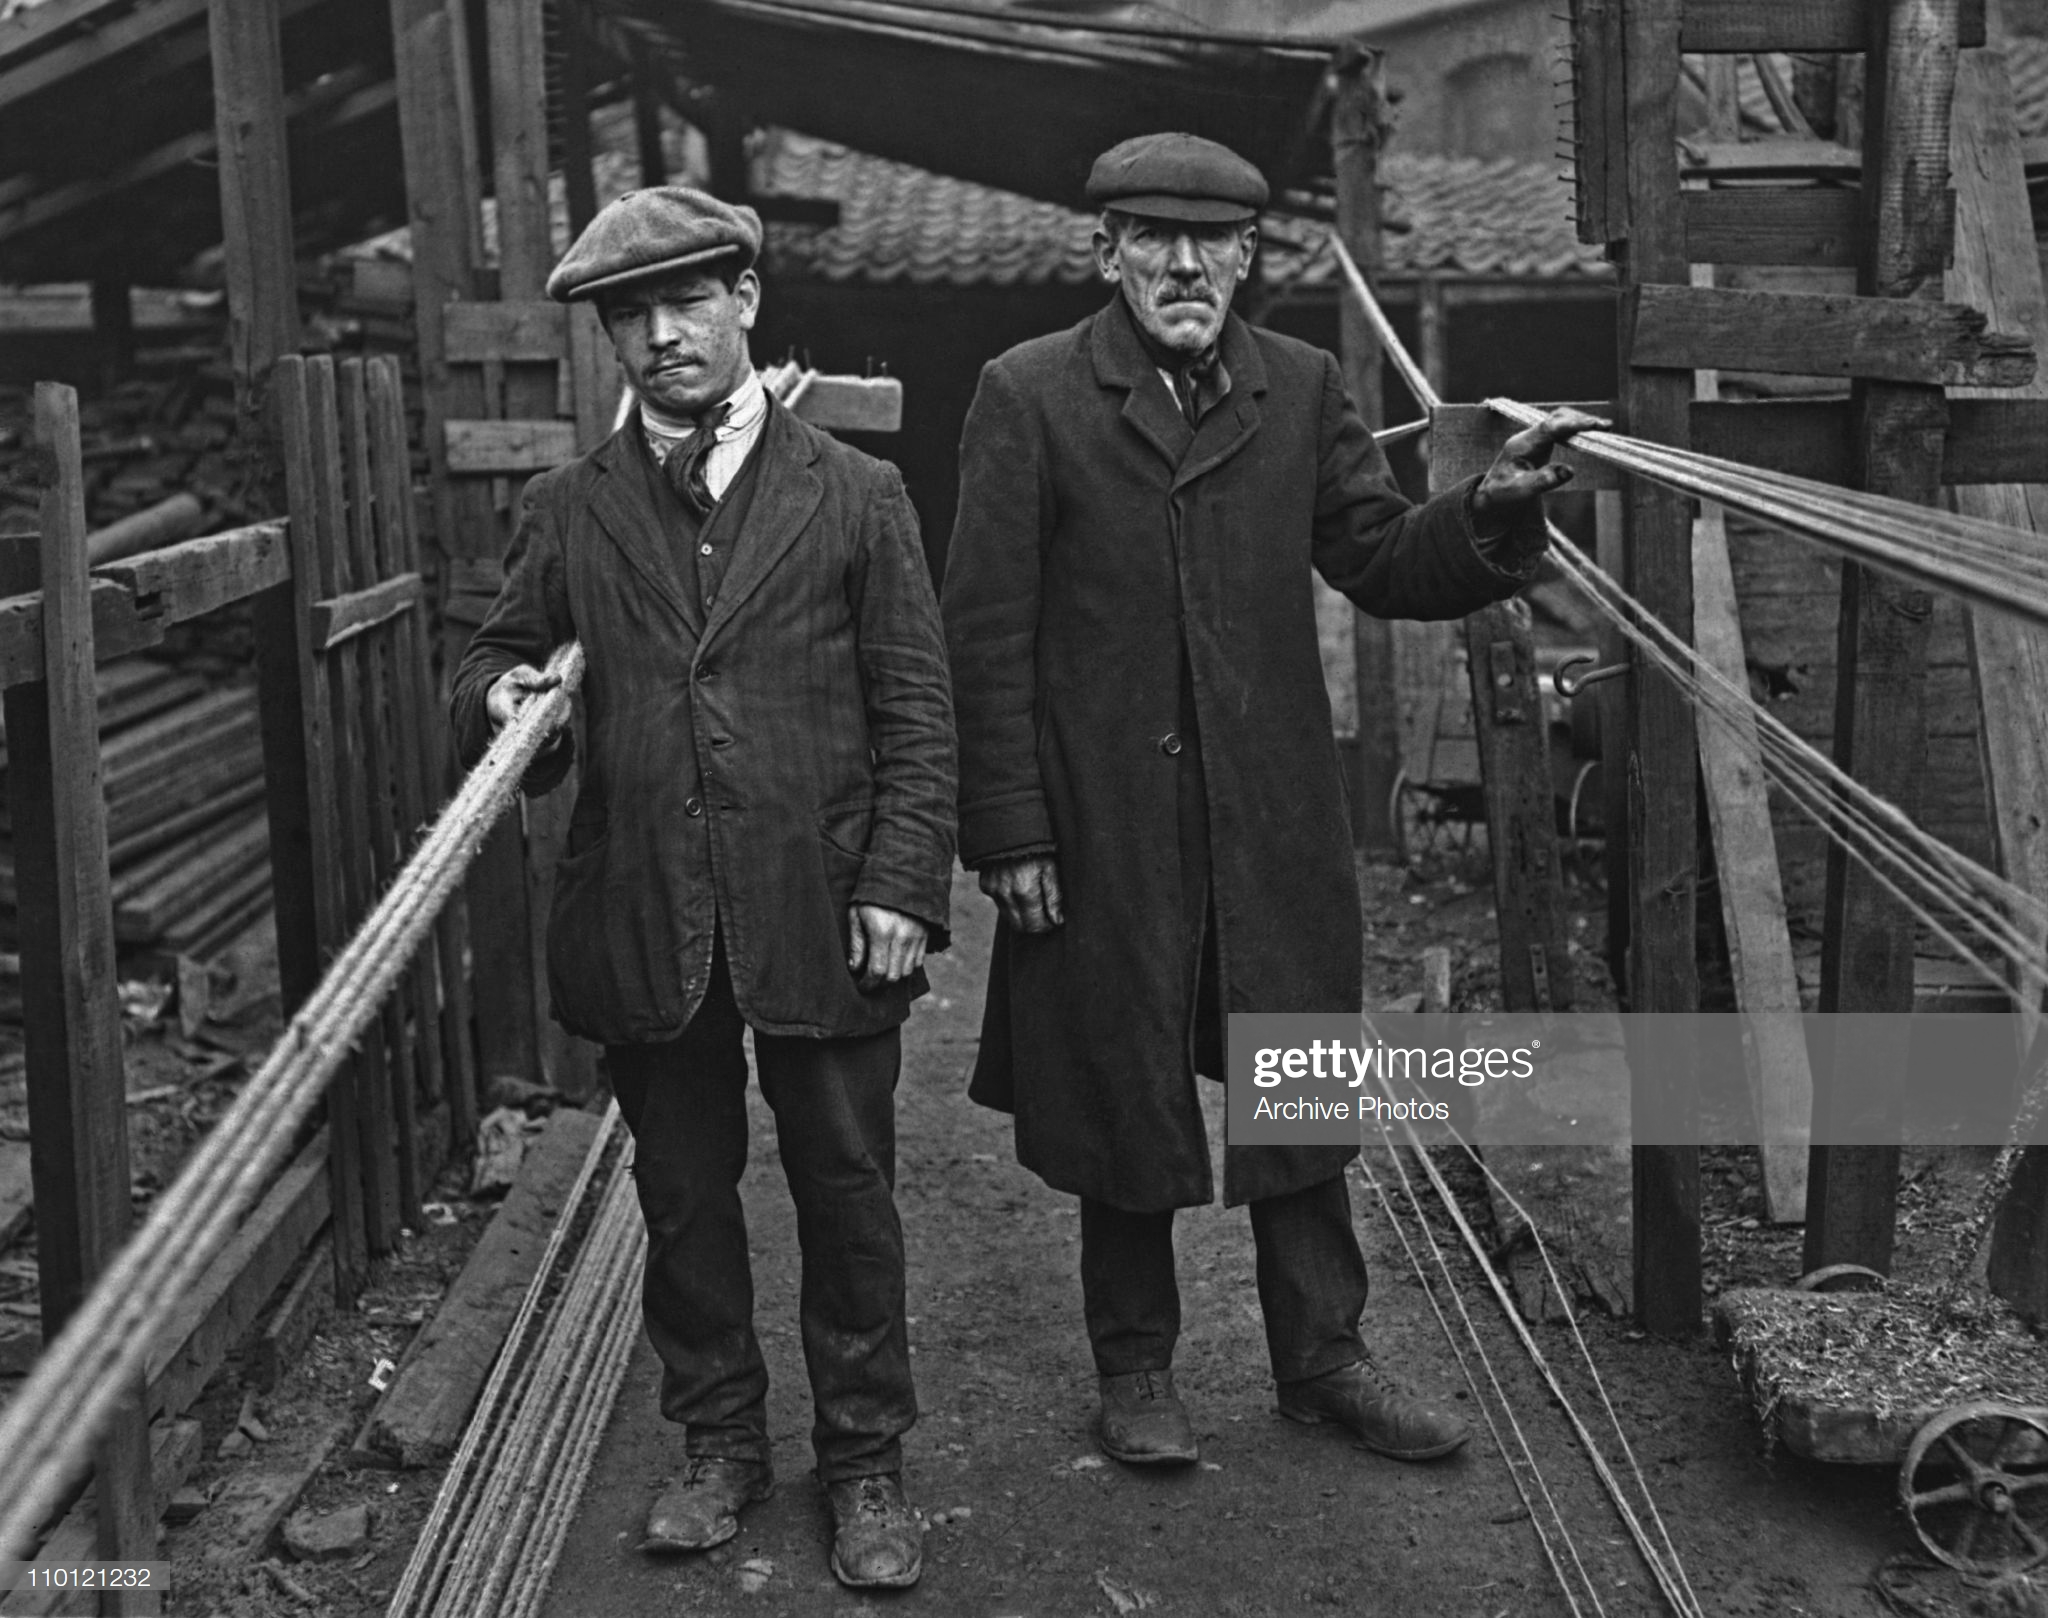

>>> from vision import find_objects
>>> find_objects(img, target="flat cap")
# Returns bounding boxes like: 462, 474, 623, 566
546, 186, 763, 303
1085, 132, 1268, 223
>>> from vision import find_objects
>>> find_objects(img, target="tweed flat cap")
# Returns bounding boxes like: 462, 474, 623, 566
545, 186, 764, 303
1085, 132, 1268, 223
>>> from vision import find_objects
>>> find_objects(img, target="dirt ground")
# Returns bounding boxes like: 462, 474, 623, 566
14, 837, 2045, 1616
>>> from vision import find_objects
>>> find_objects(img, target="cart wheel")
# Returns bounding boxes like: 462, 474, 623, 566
1899, 1401, 2048, 1577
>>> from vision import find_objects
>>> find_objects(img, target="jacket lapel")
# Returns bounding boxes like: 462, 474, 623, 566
1091, 300, 1194, 469
700, 397, 822, 649
586, 419, 704, 635
1172, 313, 1267, 491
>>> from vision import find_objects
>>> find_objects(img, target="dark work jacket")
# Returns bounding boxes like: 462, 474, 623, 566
450, 397, 957, 1045
942, 301, 1541, 1210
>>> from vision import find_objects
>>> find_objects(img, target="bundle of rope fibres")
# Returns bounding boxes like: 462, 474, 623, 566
0, 640, 586, 1563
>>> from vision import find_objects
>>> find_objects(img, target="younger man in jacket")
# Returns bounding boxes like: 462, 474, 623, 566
452, 188, 956, 1589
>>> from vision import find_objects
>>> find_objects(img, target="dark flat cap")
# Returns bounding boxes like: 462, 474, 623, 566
1085, 132, 1268, 223
546, 186, 764, 303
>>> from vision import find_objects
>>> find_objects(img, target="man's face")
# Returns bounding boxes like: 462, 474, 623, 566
1095, 215, 1256, 356
600, 265, 760, 417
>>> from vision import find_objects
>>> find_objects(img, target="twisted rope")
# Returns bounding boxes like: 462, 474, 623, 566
0, 640, 586, 1562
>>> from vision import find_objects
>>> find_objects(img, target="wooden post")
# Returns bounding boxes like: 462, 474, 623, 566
91, 279, 132, 391
1805, 1, 1957, 1279
207, 0, 300, 505
489, 0, 553, 303
1941, 51, 2048, 1320
633, 42, 668, 185
5, 384, 157, 1607
1595, 487, 1629, 987
558, 0, 599, 238
1332, 41, 1400, 855
1618, 0, 1701, 1335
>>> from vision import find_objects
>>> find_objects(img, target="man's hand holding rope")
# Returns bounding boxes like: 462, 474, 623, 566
1469, 406, 1610, 538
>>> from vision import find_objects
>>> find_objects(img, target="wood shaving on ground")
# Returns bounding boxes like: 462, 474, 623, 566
1719, 1282, 2048, 1428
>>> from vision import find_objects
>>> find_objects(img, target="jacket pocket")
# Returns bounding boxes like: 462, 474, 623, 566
817, 795, 874, 864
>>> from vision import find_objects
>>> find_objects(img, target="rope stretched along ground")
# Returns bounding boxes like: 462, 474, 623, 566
0, 640, 587, 1564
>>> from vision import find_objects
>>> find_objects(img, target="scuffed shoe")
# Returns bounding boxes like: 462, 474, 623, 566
640, 1456, 774, 1553
1097, 1368, 1199, 1465
1276, 1357, 1471, 1461
826, 1473, 923, 1589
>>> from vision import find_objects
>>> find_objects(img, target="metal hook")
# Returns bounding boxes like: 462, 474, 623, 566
1553, 654, 1629, 699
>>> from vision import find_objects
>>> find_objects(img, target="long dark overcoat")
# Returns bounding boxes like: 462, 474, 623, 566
451, 397, 957, 1046
942, 300, 1537, 1211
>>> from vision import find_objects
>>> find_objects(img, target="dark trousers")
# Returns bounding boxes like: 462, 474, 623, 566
1080, 1175, 1369, 1385
606, 940, 915, 1483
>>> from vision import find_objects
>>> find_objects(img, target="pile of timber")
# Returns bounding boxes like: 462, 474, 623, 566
0, 656, 270, 970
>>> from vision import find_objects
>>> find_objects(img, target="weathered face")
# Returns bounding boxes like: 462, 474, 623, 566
600, 264, 760, 417
1094, 214, 1256, 356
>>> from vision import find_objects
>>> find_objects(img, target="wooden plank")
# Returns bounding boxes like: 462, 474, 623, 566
1679, 0, 1983, 51
0, 1138, 31, 1250
0, 0, 207, 112
1941, 51, 2048, 1324
339, 358, 423, 1230
4, 381, 156, 1603
1679, 138, 1862, 179
1619, 0, 1702, 1337
1683, 186, 1861, 268
1569, 0, 1625, 243
0, 577, 164, 690
270, 357, 366, 1300
1629, 282, 2034, 387
488, 0, 554, 303
369, 356, 463, 1135
251, 1237, 334, 1393
146, 1134, 329, 1422
1807, 0, 1960, 1281
444, 417, 579, 473
1333, 46, 1397, 857
94, 520, 289, 624
1694, 505, 1812, 1222
444, 300, 568, 364
1686, 396, 2047, 486
309, 570, 423, 652
355, 1109, 604, 1467
10, 1419, 201, 1618
788, 374, 905, 435
567, 302, 616, 451
309, 357, 399, 1257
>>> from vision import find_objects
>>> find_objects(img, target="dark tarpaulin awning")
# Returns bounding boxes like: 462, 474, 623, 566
595, 0, 1341, 212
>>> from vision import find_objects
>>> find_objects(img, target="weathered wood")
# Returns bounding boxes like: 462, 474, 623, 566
1678, 138, 1862, 179
487, 0, 554, 303
306, 358, 399, 1257
1941, 52, 2048, 1323
85, 493, 203, 566
567, 302, 616, 451
1678, 0, 1982, 52
1683, 186, 1861, 267
309, 570, 423, 652
5, 383, 155, 1601
1694, 507, 1812, 1222
10, 1418, 200, 1618
1629, 282, 2033, 387
147, 1133, 329, 1421
1807, 0, 1958, 1281
96, 520, 289, 623
443, 417, 579, 474
443, 300, 568, 364
356, 1108, 604, 1466
0, 0, 206, 115
1569, 0, 1625, 244
559, 0, 598, 237
197, 1418, 348, 1570
788, 374, 904, 435
113, 812, 268, 941
1333, 44, 1397, 856
0, 1138, 30, 1250
252, 1237, 334, 1393
271, 357, 367, 1299
1619, 0, 1702, 1336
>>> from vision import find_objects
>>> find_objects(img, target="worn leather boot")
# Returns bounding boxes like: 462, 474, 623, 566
640, 1456, 775, 1552
825, 1473, 923, 1589
1276, 1356, 1471, 1460
1097, 1368, 1199, 1465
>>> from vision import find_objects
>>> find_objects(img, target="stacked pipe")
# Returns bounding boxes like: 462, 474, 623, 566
0, 659, 271, 969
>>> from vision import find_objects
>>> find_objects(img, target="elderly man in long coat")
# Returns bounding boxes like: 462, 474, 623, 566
451, 187, 955, 1588
943, 133, 1597, 1468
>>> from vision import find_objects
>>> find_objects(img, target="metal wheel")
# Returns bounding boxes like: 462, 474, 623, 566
1898, 1401, 2048, 1577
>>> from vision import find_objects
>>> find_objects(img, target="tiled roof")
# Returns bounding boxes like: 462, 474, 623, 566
755, 131, 1609, 285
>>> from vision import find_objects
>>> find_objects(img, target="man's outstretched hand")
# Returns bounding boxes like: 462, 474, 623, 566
1469, 406, 1611, 536
980, 855, 1064, 935
848, 904, 929, 990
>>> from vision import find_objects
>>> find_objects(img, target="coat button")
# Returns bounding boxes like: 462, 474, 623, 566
685, 796, 704, 817
1160, 732, 1183, 756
